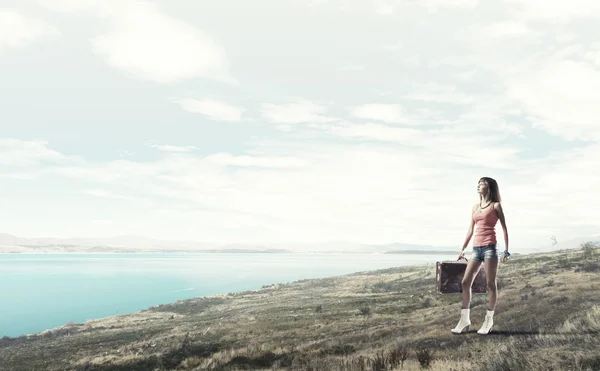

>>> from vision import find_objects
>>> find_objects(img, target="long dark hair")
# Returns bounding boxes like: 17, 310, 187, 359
479, 177, 502, 203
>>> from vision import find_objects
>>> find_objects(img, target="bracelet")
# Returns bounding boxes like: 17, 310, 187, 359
503, 250, 511, 256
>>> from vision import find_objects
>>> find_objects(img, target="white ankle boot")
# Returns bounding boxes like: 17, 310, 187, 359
477, 310, 494, 334
451, 308, 471, 334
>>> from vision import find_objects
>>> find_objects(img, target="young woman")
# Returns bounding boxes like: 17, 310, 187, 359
451, 177, 510, 335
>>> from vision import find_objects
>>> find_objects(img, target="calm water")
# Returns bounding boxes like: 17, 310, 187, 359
0, 252, 455, 337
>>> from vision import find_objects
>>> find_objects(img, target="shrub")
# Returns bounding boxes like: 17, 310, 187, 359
321, 343, 356, 356
577, 355, 600, 371
372, 350, 386, 371
422, 297, 433, 308
581, 261, 600, 272
416, 348, 434, 369
359, 307, 371, 316
228, 351, 279, 369
581, 241, 596, 258
557, 256, 570, 269
389, 344, 410, 369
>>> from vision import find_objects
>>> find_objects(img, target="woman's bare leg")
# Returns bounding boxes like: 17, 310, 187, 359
461, 259, 483, 308
477, 256, 500, 335
484, 256, 499, 310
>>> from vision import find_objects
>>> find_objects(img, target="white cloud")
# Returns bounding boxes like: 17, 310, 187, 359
47, 145, 461, 244
351, 104, 407, 124
82, 189, 147, 203
204, 153, 309, 168
422, 0, 478, 10
39, 0, 99, 13
118, 150, 135, 158
260, 99, 336, 126
478, 21, 540, 38
148, 144, 198, 153
341, 63, 365, 71
0, 172, 41, 180
321, 0, 478, 15
92, 4, 233, 84
0, 10, 60, 48
584, 45, 600, 66
505, 0, 600, 21
502, 142, 600, 233
507, 60, 600, 141
42, 0, 234, 84
4, 129, 598, 248
171, 98, 244, 121
89, 219, 114, 226
0, 139, 68, 166
327, 122, 422, 142
401, 83, 474, 105
382, 41, 403, 51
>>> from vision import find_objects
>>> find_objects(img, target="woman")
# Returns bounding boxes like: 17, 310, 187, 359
451, 177, 510, 335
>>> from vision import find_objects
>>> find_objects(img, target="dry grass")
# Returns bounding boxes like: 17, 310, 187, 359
1, 244, 599, 371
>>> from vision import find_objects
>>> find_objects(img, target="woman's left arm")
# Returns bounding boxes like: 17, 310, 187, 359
495, 202, 508, 252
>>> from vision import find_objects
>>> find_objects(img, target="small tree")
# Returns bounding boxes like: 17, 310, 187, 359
582, 241, 596, 258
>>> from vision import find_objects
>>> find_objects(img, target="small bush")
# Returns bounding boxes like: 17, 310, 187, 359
161, 339, 221, 369
551, 295, 569, 305
359, 307, 371, 316
416, 348, 434, 369
557, 256, 571, 269
228, 351, 279, 368
538, 265, 549, 274
372, 350, 386, 371
578, 355, 600, 371
581, 241, 596, 258
581, 261, 599, 272
422, 297, 433, 308
321, 343, 356, 356
389, 344, 410, 369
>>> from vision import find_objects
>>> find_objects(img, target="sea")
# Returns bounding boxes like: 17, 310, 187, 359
0, 252, 456, 338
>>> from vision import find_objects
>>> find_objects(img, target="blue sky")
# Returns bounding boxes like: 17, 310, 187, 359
1, 0, 599, 248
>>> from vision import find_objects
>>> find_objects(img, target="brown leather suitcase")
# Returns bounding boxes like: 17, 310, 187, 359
436, 259, 487, 294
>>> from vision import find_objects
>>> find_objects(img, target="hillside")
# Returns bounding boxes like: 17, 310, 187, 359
1, 243, 599, 371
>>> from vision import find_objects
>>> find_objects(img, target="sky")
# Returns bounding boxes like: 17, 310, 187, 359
1, 0, 599, 249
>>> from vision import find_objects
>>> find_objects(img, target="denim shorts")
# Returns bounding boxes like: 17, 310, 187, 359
472, 244, 499, 261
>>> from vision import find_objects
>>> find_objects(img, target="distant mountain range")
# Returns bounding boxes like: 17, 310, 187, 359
0, 233, 456, 254
2, 232, 597, 254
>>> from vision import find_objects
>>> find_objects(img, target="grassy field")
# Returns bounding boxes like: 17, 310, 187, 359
1, 243, 599, 371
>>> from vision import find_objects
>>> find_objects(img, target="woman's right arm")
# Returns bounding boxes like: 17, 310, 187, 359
460, 204, 477, 254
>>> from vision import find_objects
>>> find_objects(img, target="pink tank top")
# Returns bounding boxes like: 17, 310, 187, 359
472, 203, 498, 246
